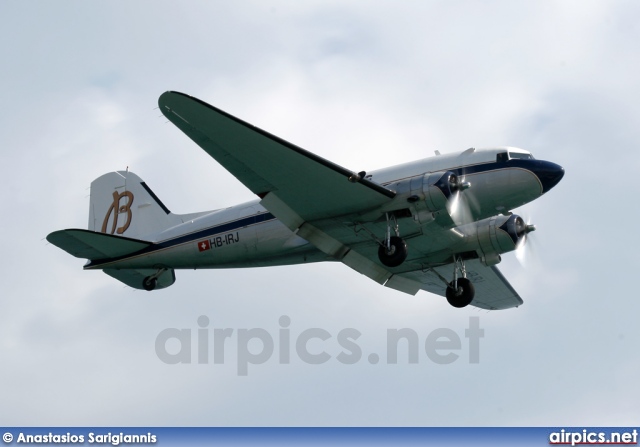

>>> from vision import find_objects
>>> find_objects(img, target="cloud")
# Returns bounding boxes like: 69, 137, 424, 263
1, 0, 639, 426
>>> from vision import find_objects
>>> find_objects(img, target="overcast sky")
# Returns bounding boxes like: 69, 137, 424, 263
1, 0, 639, 426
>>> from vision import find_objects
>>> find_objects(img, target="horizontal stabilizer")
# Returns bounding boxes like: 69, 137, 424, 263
104, 268, 175, 290
47, 229, 151, 260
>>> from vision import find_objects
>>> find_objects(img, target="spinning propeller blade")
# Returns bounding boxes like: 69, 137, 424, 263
515, 215, 536, 267
447, 174, 475, 225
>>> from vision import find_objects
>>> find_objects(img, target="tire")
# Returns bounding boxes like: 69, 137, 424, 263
378, 236, 408, 267
446, 277, 475, 308
142, 276, 157, 291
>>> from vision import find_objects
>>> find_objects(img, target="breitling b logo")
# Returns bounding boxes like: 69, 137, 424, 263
102, 190, 134, 234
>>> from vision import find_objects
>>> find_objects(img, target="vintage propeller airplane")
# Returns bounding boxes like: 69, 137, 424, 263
47, 91, 564, 310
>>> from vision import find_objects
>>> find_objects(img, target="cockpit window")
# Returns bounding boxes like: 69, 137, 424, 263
497, 151, 535, 162
509, 152, 534, 160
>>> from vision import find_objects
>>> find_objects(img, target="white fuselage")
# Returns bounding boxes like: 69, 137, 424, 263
86, 147, 557, 272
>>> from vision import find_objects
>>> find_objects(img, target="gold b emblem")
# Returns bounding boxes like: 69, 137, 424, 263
101, 190, 134, 234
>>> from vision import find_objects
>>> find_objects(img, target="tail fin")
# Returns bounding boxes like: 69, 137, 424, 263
88, 171, 181, 240
48, 171, 182, 291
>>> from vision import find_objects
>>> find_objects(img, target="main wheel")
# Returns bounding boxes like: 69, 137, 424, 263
446, 277, 475, 308
378, 236, 408, 267
142, 276, 157, 291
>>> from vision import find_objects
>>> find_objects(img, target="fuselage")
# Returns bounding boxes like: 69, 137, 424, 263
86, 147, 564, 272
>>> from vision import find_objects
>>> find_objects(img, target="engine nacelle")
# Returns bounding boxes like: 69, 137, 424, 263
401, 170, 463, 225
380, 170, 467, 226
475, 214, 528, 266
422, 170, 460, 212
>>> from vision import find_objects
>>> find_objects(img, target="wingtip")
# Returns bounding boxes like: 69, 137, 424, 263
158, 90, 186, 107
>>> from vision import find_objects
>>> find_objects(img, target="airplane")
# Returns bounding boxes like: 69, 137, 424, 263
47, 91, 564, 310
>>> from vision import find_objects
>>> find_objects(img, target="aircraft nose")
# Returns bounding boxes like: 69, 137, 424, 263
531, 160, 565, 194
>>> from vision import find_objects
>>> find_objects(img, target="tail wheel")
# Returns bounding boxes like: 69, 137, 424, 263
446, 277, 474, 308
143, 276, 157, 291
378, 236, 408, 267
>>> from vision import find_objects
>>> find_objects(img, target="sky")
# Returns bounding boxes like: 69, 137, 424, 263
1, 0, 640, 426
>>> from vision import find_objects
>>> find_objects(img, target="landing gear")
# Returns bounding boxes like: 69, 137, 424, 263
142, 267, 167, 291
445, 256, 475, 308
446, 277, 474, 308
378, 236, 408, 267
377, 213, 408, 267
142, 276, 157, 291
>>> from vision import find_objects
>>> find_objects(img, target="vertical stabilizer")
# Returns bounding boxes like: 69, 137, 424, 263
88, 171, 181, 240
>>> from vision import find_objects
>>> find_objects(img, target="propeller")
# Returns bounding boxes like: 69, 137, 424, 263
514, 215, 536, 267
446, 173, 478, 225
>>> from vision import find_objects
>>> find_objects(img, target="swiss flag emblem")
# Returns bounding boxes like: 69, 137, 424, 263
198, 240, 211, 252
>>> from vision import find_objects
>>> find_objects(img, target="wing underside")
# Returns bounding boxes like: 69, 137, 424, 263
393, 260, 523, 310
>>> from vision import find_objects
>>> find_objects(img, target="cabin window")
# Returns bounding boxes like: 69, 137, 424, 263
496, 152, 509, 163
